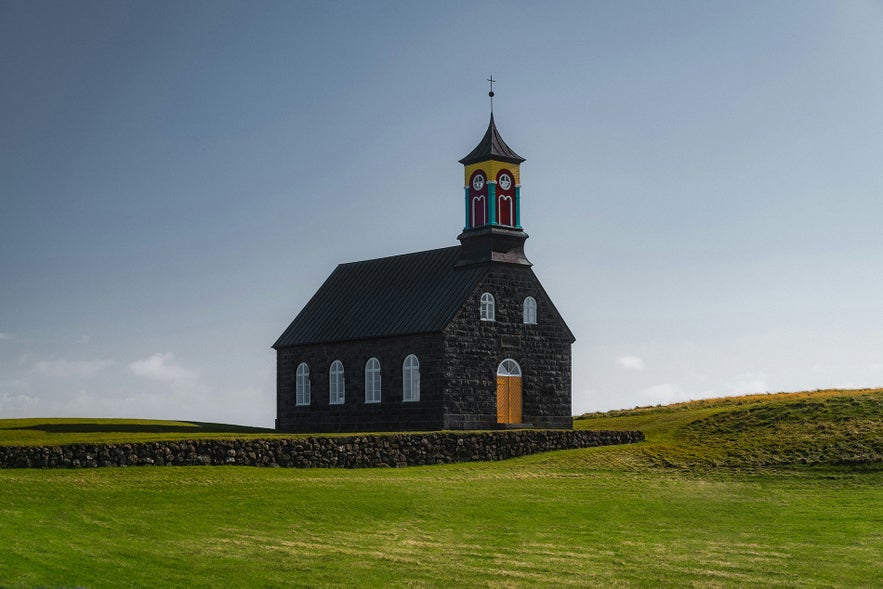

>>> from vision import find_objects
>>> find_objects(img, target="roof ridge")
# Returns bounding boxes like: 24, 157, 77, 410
337, 245, 460, 267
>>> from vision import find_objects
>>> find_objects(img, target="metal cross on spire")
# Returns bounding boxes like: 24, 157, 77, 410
487, 75, 496, 113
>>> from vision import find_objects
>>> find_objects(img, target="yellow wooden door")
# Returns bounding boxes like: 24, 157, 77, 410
496, 376, 508, 423
496, 375, 523, 424
509, 376, 522, 423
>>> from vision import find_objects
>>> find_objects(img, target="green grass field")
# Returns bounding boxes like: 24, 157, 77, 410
1, 389, 881, 588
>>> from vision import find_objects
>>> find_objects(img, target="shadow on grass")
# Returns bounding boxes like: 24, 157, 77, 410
9, 422, 275, 435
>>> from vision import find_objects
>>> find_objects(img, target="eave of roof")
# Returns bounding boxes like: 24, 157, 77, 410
458, 113, 526, 166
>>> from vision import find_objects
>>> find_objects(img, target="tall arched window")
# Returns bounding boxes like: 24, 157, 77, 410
402, 354, 420, 402
480, 292, 495, 322
329, 360, 345, 405
296, 362, 311, 406
365, 357, 381, 403
523, 296, 537, 324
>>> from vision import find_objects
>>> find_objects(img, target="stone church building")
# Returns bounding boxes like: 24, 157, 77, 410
274, 112, 574, 432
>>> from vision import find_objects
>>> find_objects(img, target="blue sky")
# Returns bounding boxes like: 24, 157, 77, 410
2, 1, 882, 426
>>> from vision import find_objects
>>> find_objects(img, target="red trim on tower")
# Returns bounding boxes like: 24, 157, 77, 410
469, 169, 488, 227
496, 169, 515, 226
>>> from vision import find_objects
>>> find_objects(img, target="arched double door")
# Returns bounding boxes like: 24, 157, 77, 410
496, 359, 522, 424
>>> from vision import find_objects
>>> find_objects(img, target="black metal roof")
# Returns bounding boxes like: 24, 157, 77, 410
273, 246, 488, 348
459, 113, 526, 166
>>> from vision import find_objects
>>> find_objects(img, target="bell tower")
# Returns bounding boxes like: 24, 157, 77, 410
456, 80, 530, 266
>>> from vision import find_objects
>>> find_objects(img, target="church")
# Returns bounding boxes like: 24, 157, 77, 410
273, 105, 575, 432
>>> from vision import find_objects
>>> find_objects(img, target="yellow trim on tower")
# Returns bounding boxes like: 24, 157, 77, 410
464, 161, 521, 187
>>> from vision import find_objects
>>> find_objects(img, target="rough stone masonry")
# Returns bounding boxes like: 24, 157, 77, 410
0, 429, 643, 469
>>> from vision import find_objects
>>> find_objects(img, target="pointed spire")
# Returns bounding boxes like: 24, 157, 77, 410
458, 113, 526, 166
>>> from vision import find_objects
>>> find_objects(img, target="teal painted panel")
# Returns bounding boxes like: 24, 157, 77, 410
488, 182, 497, 225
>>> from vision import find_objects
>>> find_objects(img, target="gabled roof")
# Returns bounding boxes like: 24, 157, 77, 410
273, 247, 487, 348
458, 114, 526, 166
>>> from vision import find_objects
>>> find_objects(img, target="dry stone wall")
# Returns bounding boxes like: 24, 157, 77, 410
0, 429, 643, 469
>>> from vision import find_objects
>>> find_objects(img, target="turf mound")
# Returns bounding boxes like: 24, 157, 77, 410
574, 388, 883, 468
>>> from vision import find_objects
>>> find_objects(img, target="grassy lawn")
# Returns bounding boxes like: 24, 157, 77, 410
0, 389, 881, 587
1, 459, 881, 587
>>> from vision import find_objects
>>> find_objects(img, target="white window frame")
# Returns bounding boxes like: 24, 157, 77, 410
523, 296, 537, 325
402, 354, 420, 402
497, 358, 522, 377
329, 360, 345, 405
295, 362, 311, 406
365, 357, 381, 403
480, 292, 495, 322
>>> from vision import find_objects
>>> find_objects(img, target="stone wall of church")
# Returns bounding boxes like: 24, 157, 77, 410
442, 264, 573, 430
276, 264, 574, 434
276, 333, 446, 432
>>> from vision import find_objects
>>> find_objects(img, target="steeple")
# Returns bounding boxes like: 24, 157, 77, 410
458, 114, 526, 166
456, 105, 530, 267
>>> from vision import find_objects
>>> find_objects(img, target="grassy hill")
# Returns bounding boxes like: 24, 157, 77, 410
574, 388, 883, 469
0, 389, 881, 587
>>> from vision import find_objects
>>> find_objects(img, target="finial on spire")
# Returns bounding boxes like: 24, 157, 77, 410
487, 75, 496, 113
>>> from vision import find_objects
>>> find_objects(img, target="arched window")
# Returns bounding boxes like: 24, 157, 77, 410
365, 357, 381, 403
523, 296, 537, 324
480, 292, 495, 322
296, 362, 311, 406
329, 360, 345, 405
402, 354, 420, 402
497, 358, 522, 377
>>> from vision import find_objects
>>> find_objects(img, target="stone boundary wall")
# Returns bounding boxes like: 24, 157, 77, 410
0, 430, 643, 469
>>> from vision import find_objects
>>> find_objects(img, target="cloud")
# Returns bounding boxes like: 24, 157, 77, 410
617, 356, 645, 371
129, 353, 198, 382
0, 392, 40, 414
0, 333, 10, 340
35, 358, 114, 378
